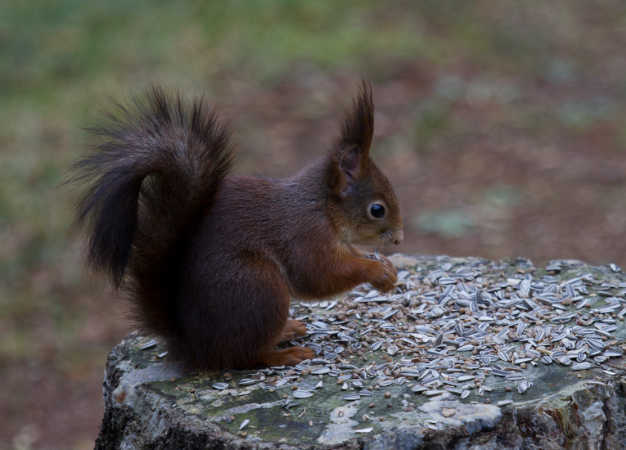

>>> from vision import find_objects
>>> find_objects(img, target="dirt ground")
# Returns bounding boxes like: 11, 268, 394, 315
2, 2, 626, 448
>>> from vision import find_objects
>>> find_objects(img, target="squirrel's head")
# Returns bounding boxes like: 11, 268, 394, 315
325, 82, 403, 248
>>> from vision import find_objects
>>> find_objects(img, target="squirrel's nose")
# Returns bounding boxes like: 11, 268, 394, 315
392, 229, 404, 245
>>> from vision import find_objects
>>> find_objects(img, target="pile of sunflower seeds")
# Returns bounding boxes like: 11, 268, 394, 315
213, 257, 625, 402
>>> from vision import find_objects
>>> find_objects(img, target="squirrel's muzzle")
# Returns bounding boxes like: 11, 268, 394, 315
392, 229, 404, 245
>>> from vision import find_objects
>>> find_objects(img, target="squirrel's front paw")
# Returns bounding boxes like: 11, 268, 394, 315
370, 257, 397, 292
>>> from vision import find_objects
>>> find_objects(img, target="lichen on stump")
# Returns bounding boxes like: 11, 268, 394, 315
96, 255, 626, 449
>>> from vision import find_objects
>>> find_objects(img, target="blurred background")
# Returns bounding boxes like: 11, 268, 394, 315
1, 0, 625, 448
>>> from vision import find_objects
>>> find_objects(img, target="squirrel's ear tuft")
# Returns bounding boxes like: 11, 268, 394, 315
339, 81, 374, 159
329, 81, 374, 194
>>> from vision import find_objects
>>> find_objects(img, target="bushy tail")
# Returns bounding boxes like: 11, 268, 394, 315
73, 87, 232, 337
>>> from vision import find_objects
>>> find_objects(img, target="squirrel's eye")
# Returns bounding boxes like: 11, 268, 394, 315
368, 202, 386, 219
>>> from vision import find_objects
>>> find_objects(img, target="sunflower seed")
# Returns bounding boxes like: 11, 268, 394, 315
572, 362, 593, 371
517, 380, 532, 394
140, 339, 158, 350
424, 390, 446, 397
293, 390, 313, 399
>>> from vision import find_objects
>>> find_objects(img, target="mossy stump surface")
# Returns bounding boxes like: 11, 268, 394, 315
96, 255, 625, 449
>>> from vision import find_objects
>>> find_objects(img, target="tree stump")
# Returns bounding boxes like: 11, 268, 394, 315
96, 255, 625, 449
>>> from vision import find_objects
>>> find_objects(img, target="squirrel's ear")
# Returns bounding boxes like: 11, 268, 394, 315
329, 82, 374, 195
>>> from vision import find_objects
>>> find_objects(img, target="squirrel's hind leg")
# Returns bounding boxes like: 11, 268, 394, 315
213, 255, 314, 368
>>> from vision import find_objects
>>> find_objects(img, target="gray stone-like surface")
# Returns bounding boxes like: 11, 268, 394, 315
96, 255, 626, 449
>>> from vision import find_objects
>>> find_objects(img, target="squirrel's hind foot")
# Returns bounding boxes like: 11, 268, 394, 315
258, 346, 315, 366
278, 319, 308, 342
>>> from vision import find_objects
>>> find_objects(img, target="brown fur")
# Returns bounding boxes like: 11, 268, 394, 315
74, 83, 403, 371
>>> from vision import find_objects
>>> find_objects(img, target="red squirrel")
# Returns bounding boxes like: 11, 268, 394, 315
74, 82, 403, 370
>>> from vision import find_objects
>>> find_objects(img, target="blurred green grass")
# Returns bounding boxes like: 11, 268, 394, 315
2, 0, 626, 447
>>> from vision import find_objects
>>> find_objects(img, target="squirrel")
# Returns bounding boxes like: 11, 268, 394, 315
74, 82, 403, 370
